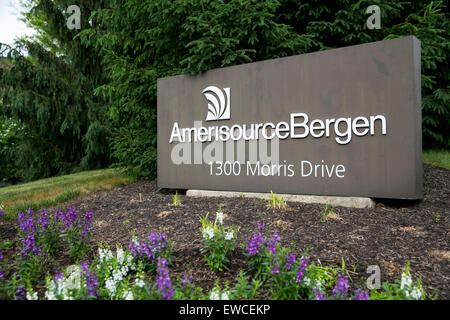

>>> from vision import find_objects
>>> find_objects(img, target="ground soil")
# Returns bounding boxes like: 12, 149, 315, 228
1, 163, 449, 299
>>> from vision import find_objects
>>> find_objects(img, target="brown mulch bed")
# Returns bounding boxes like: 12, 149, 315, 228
1, 163, 449, 299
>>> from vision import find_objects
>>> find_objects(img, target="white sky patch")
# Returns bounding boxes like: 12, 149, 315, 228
0, 0, 36, 46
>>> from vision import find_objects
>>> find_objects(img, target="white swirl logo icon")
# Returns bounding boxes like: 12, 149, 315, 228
203, 86, 230, 121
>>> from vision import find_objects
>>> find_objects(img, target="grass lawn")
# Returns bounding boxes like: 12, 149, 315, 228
0, 168, 135, 220
423, 149, 450, 170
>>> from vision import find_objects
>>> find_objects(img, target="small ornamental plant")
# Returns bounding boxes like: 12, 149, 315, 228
43, 261, 101, 300
0, 250, 8, 299
36, 209, 61, 254
171, 191, 181, 206
368, 262, 428, 300
320, 203, 338, 222
153, 256, 174, 300
95, 244, 136, 299
16, 209, 49, 284
128, 232, 172, 273
0, 204, 436, 300
200, 206, 238, 272
267, 191, 287, 209
230, 270, 262, 300
208, 279, 230, 300
58, 207, 94, 259
16, 207, 94, 260
310, 273, 370, 300
173, 272, 204, 300
243, 221, 281, 278
266, 247, 303, 300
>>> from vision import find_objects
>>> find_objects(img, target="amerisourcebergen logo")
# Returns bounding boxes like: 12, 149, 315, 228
203, 86, 230, 121
169, 86, 387, 145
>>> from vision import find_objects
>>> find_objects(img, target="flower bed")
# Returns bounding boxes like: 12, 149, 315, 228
0, 206, 430, 300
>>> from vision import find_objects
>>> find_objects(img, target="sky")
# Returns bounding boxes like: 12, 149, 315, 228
0, 0, 36, 46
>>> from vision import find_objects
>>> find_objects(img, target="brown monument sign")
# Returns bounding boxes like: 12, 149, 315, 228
157, 36, 422, 199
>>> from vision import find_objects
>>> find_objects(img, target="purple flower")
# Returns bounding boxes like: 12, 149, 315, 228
81, 209, 94, 242
181, 273, 193, 288
245, 231, 263, 256
18, 209, 36, 234
56, 206, 79, 230
54, 209, 65, 231
270, 264, 280, 274
81, 261, 99, 298
0, 209, 4, 219
296, 257, 310, 283
159, 233, 167, 248
285, 254, 296, 271
37, 209, 49, 231
140, 241, 154, 262
54, 272, 64, 283
0, 252, 3, 279
64, 206, 78, 229
20, 234, 43, 257
155, 257, 173, 300
130, 233, 168, 263
148, 232, 158, 245
353, 288, 369, 300
129, 241, 140, 258
15, 286, 27, 300
332, 274, 350, 299
257, 221, 265, 232
266, 232, 280, 254
272, 232, 280, 243
314, 288, 326, 300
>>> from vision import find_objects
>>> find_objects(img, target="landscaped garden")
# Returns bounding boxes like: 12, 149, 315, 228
0, 0, 448, 304
0, 163, 448, 300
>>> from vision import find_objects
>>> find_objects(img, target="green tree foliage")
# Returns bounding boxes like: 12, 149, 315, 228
386, 1, 449, 148
0, 0, 111, 181
0, 116, 20, 182
0, 42, 103, 180
277, 0, 449, 147
80, 0, 448, 178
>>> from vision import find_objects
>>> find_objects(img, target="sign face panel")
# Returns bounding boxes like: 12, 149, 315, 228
157, 36, 422, 199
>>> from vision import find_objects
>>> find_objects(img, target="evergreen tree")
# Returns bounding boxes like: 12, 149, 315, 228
276, 0, 449, 148
0, 0, 111, 181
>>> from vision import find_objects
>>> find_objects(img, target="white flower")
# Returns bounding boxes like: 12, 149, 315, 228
98, 247, 114, 264
209, 290, 220, 300
225, 231, 234, 241
410, 287, 422, 300
26, 290, 38, 300
105, 279, 117, 295
209, 290, 229, 300
134, 276, 146, 288
127, 254, 134, 265
303, 277, 311, 286
315, 280, 322, 291
117, 246, 125, 265
216, 211, 224, 225
123, 290, 134, 300
400, 272, 412, 290
202, 226, 214, 240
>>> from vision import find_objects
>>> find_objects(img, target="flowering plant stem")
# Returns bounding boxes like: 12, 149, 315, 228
200, 212, 237, 272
